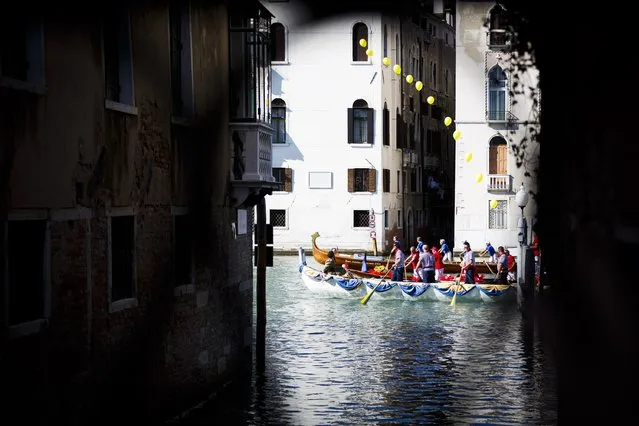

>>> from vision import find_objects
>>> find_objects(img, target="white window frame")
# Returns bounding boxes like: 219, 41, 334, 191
350, 21, 372, 66
270, 21, 289, 65
269, 208, 288, 230
103, 9, 138, 115
3, 210, 51, 338
352, 209, 371, 229
171, 206, 195, 296
397, 209, 403, 229
107, 207, 138, 312
488, 199, 508, 230
487, 65, 509, 122
271, 98, 287, 145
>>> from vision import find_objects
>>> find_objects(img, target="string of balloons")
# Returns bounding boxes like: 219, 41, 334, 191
358, 38, 499, 209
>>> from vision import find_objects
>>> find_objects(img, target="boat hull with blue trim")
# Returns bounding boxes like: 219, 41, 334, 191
299, 264, 367, 298
297, 248, 516, 303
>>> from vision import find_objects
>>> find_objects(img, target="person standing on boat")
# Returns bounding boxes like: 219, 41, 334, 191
406, 246, 420, 281
461, 241, 476, 284
506, 249, 516, 282
496, 246, 509, 284
416, 236, 424, 253
431, 246, 444, 281
416, 246, 436, 283
439, 239, 452, 263
391, 241, 406, 281
480, 242, 497, 263
390, 235, 402, 255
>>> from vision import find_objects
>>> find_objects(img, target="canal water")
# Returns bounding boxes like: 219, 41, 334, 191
179, 255, 557, 425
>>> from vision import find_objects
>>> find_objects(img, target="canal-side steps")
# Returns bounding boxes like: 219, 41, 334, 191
297, 247, 515, 303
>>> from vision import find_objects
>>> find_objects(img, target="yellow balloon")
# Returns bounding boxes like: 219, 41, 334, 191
359, 39, 367, 48
366, 48, 373, 56
444, 116, 452, 127
393, 64, 402, 75
427, 96, 435, 105
490, 199, 498, 209
382, 57, 391, 66
453, 130, 461, 140
415, 81, 423, 91
476, 173, 484, 183
465, 152, 473, 162
406, 74, 414, 84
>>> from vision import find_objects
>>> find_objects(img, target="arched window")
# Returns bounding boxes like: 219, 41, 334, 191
271, 98, 286, 143
347, 99, 373, 144
488, 136, 508, 175
383, 25, 388, 57
488, 65, 507, 121
488, 5, 508, 48
270, 23, 286, 62
352, 23, 368, 62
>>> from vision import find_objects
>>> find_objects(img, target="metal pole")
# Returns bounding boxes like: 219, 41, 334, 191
256, 197, 267, 373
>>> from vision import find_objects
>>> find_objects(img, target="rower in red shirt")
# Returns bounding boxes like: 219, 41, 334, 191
431, 246, 444, 281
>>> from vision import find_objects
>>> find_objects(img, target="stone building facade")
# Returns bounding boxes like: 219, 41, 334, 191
0, 0, 275, 422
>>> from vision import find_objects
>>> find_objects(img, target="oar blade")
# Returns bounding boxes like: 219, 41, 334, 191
450, 291, 457, 306
360, 280, 382, 305
360, 291, 374, 305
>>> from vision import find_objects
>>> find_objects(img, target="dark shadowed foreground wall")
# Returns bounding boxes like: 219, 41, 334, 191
495, 0, 639, 422
0, 1, 255, 423
299, 0, 639, 420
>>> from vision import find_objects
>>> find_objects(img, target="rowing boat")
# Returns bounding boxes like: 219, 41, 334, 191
298, 247, 515, 303
310, 232, 512, 275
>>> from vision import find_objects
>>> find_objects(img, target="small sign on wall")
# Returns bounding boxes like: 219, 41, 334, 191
237, 209, 248, 235
308, 171, 333, 189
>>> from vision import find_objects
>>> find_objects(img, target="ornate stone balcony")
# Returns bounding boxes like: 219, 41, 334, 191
230, 121, 280, 208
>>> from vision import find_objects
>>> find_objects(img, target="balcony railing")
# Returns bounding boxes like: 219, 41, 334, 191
486, 110, 519, 123
230, 121, 279, 206
487, 29, 510, 50
424, 155, 440, 169
487, 174, 513, 192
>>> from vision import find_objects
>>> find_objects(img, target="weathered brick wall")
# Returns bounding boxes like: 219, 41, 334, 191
2, 2, 256, 423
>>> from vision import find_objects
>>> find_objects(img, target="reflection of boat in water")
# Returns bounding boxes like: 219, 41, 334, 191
298, 248, 515, 303
310, 232, 511, 275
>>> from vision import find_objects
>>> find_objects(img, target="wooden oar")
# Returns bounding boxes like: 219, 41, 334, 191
360, 266, 393, 305
450, 269, 462, 306
483, 260, 496, 275
384, 249, 392, 270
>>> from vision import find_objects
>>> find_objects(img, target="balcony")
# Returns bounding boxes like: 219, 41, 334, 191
230, 121, 279, 207
486, 110, 519, 124
487, 174, 513, 192
487, 29, 511, 50
423, 155, 440, 169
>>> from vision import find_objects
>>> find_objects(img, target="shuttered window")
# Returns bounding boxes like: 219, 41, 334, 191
488, 137, 508, 175
347, 168, 377, 193
272, 167, 293, 192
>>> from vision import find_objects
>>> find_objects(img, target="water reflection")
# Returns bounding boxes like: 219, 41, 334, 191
178, 256, 556, 425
